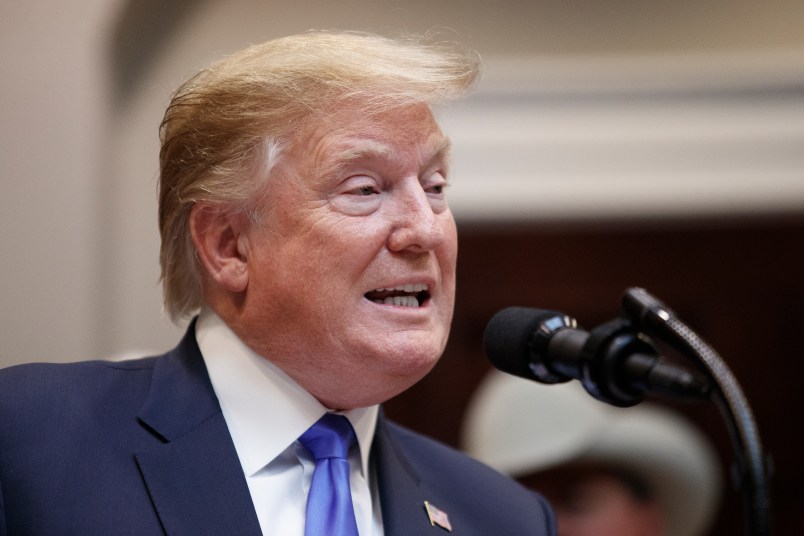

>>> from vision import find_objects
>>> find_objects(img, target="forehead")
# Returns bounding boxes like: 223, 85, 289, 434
293, 103, 449, 172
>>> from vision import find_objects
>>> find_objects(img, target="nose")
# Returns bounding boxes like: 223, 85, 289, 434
386, 182, 450, 253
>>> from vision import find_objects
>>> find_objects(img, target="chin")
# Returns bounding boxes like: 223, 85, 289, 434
340, 336, 447, 401
382, 345, 442, 382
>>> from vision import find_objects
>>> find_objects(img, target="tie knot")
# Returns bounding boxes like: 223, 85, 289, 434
299, 413, 357, 461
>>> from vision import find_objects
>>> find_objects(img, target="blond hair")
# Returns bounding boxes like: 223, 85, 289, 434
158, 30, 480, 320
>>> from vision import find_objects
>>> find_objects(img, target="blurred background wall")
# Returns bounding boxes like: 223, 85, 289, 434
2, 1, 803, 533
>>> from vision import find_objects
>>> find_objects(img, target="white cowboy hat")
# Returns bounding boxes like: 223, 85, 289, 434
461, 370, 722, 536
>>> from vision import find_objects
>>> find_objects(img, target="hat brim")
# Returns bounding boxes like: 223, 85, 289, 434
461, 371, 722, 536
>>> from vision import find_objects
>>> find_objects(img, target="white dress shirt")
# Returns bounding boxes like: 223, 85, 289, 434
196, 308, 385, 535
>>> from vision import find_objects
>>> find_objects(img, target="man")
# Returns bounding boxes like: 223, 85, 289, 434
0, 32, 555, 535
462, 371, 722, 536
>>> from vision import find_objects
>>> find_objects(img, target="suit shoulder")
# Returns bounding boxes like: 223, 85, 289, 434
0, 357, 159, 424
0, 356, 158, 390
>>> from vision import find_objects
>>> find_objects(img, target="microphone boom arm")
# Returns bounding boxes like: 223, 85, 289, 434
621, 287, 772, 536
484, 288, 772, 535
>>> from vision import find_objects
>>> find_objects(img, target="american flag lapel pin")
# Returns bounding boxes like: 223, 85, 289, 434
424, 500, 453, 532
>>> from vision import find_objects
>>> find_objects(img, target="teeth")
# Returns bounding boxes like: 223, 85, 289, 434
368, 283, 428, 307
375, 283, 428, 293
380, 296, 419, 307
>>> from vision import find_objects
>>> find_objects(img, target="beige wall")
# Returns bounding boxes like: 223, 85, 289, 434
3, 0, 804, 365
1, 1, 122, 364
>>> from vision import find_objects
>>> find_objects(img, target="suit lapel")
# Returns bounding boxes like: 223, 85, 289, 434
135, 325, 262, 536
134, 326, 449, 536
373, 414, 441, 536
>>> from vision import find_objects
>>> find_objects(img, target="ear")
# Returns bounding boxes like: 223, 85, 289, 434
189, 204, 250, 293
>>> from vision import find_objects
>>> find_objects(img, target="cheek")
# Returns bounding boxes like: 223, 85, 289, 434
439, 219, 459, 282
312, 219, 388, 275
271, 217, 386, 302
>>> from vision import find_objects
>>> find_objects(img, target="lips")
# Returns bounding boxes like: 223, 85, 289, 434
365, 283, 430, 307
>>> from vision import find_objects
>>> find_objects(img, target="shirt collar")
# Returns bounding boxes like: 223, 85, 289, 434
195, 307, 378, 478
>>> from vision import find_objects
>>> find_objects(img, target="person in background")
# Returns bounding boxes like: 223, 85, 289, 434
462, 370, 722, 536
0, 32, 556, 535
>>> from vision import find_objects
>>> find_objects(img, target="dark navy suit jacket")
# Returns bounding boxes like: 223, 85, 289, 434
0, 326, 555, 535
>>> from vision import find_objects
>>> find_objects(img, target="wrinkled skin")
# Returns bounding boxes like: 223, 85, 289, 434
194, 102, 457, 410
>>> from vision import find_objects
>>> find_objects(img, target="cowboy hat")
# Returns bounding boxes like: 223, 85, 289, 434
461, 371, 722, 536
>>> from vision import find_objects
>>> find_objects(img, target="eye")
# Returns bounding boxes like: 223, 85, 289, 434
340, 174, 380, 196
423, 171, 448, 196
354, 184, 379, 196
329, 174, 383, 216
423, 171, 449, 213
427, 183, 445, 195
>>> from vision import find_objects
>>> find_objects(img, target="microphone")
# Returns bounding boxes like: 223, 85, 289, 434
483, 307, 710, 406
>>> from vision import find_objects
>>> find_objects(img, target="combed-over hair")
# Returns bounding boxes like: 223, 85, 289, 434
158, 30, 480, 320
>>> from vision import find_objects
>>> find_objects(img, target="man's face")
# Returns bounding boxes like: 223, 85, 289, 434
521, 465, 665, 536
234, 103, 457, 409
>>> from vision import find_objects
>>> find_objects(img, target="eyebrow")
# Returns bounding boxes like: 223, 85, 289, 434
318, 136, 452, 180
331, 140, 394, 165
426, 137, 452, 169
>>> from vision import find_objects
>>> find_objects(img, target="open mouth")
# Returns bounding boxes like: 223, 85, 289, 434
364, 284, 430, 307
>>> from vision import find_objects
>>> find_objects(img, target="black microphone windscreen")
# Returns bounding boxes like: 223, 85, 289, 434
483, 307, 562, 380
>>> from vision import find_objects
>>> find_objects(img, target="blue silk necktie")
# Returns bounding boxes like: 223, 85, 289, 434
299, 413, 360, 536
